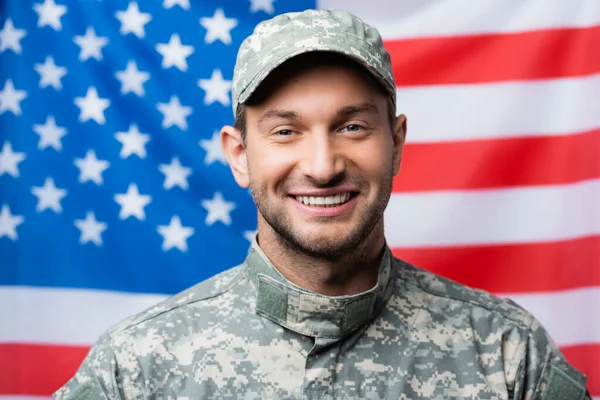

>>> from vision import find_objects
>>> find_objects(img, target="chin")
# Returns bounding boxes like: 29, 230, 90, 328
297, 224, 347, 241
285, 227, 367, 257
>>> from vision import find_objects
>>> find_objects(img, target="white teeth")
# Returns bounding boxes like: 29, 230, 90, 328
295, 193, 351, 207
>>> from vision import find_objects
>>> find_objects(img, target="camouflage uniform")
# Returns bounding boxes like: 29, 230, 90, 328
54, 243, 590, 399
54, 9, 591, 399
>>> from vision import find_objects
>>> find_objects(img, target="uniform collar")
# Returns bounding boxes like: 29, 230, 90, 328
244, 239, 395, 339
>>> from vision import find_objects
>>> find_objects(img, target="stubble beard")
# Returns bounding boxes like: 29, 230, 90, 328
249, 170, 394, 261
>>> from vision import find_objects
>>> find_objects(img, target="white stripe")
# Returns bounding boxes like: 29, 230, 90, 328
1, 285, 599, 347
0, 286, 166, 346
505, 287, 600, 347
0, 397, 49, 400
385, 179, 600, 247
318, 0, 600, 39
396, 73, 600, 143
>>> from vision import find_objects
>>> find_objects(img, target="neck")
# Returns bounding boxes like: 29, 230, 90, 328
256, 221, 386, 297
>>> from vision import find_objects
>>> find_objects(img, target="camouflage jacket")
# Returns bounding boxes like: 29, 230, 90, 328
54, 243, 590, 399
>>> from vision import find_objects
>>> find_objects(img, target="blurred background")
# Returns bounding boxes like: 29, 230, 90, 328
0, 0, 598, 397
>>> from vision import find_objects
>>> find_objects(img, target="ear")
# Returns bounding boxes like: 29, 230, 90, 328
220, 125, 250, 188
392, 114, 407, 176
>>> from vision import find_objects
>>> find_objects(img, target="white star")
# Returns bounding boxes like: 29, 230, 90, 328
199, 131, 227, 165
198, 69, 231, 106
74, 211, 107, 246
115, 2, 151, 38
155, 34, 194, 72
249, 0, 275, 14
200, 8, 238, 45
243, 230, 257, 243
115, 124, 150, 158
201, 191, 236, 226
33, 115, 67, 151
163, 0, 190, 10
74, 150, 109, 184
0, 19, 26, 54
0, 79, 27, 116
156, 96, 192, 130
33, 0, 68, 31
115, 60, 150, 96
34, 56, 67, 90
159, 157, 192, 190
0, 205, 24, 240
74, 87, 110, 124
0, 142, 26, 178
73, 27, 109, 61
157, 215, 194, 252
31, 177, 67, 213
114, 183, 152, 221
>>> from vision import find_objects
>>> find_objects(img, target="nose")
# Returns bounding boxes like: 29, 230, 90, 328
297, 133, 346, 184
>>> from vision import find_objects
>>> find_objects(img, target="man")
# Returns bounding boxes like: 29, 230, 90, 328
54, 9, 591, 400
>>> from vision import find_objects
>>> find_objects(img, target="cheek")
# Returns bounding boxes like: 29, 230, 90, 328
350, 141, 394, 179
247, 144, 297, 186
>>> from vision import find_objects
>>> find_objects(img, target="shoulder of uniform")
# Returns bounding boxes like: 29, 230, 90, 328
107, 265, 246, 336
392, 257, 534, 330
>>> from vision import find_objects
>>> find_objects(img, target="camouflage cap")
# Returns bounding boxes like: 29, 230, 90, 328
232, 9, 396, 116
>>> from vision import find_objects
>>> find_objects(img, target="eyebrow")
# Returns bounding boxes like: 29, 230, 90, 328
258, 109, 301, 125
257, 102, 380, 125
335, 102, 379, 118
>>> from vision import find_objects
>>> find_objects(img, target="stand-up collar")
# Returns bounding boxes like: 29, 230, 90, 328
244, 240, 395, 339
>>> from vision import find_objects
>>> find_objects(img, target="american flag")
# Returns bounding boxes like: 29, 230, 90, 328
0, 0, 598, 398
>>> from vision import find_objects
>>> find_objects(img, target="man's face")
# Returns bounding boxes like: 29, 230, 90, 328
230, 60, 405, 259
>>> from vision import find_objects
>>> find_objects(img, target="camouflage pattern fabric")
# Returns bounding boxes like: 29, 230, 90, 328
53, 241, 590, 399
231, 9, 397, 116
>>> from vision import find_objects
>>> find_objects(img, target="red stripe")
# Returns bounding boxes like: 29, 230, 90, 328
392, 235, 600, 293
0, 343, 88, 395
393, 128, 600, 193
562, 344, 600, 397
1, 342, 598, 396
385, 25, 600, 86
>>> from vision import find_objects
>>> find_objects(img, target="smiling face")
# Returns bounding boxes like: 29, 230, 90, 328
223, 54, 406, 259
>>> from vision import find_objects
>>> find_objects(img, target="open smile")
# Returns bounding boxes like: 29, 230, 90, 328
293, 192, 353, 207
288, 191, 358, 217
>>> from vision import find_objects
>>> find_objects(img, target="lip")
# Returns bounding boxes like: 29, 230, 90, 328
289, 193, 357, 218
288, 186, 357, 197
